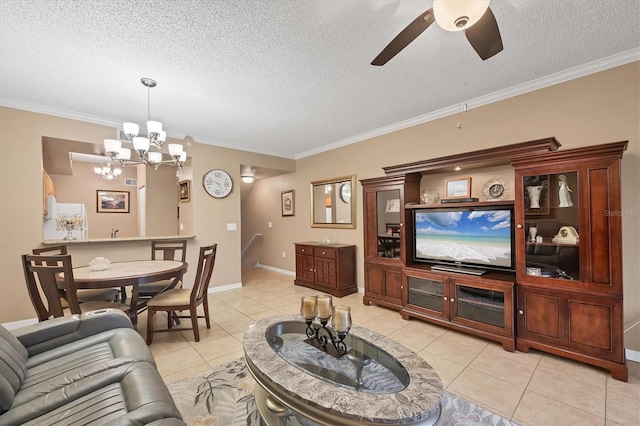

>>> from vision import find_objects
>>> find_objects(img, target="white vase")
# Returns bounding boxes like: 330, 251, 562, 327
529, 226, 538, 243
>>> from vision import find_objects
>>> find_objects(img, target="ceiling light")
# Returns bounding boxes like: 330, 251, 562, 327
94, 160, 122, 180
102, 78, 186, 175
241, 167, 255, 183
433, 0, 490, 32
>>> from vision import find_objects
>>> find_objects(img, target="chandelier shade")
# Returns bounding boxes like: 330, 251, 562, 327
102, 78, 186, 174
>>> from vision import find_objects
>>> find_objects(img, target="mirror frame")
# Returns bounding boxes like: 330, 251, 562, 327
310, 175, 356, 229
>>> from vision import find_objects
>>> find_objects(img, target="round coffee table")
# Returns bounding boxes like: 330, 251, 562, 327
243, 314, 443, 425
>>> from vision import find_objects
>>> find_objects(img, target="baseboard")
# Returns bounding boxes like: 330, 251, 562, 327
255, 263, 295, 277
208, 282, 242, 293
626, 348, 640, 363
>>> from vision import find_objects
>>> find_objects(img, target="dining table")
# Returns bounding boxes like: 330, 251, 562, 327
62, 260, 188, 327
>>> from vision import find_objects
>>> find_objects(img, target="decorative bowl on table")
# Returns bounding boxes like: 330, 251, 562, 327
88, 257, 111, 271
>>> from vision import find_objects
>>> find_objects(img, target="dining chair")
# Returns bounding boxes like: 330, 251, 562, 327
146, 244, 217, 344
32, 245, 121, 304
138, 239, 188, 301
22, 253, 129, 322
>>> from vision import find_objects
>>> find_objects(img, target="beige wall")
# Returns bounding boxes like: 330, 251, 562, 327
51, 161, 139, 238
0, 108, 294, 323
241, 62, 640, 349
1, 63, 638, 351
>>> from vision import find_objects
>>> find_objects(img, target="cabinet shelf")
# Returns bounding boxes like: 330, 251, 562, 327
405, 200, 514, 210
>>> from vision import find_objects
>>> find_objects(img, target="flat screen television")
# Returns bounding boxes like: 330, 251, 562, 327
413, 205, 515, 274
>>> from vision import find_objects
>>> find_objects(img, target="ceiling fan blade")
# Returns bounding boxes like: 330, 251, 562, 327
371, 9, 435, 66
464, 7, 503, 60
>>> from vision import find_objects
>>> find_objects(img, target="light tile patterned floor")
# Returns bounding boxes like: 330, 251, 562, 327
138, 267, 640, 426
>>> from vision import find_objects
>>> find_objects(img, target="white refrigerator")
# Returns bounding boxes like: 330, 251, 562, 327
43, 195, 89, 240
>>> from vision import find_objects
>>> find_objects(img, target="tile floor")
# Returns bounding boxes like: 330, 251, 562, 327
138, 267, 640, 426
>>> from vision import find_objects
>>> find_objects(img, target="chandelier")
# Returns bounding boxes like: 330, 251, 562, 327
103, 78, 186, 172
94, 160, 122, 180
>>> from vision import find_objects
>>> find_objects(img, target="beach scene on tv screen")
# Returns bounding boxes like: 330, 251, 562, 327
415, 210, 512, 267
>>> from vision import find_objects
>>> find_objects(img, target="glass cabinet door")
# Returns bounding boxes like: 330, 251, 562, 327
406, 275, 445, 314
523, 172, 580, 281
376, 189, 401, 259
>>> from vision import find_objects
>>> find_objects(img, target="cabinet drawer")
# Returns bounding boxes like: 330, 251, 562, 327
295, 245, 313, 255
314, 247, 337, 259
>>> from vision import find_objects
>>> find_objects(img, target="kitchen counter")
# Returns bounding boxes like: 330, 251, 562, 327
42, 235, 196, 245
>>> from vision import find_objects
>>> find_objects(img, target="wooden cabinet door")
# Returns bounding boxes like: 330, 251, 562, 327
364, 262, 403, 307
517, 287, 562, 345
295, 254, 314, 283
450, 277, 514, 337
565, 293, 623, 362
314, 257, 337, 289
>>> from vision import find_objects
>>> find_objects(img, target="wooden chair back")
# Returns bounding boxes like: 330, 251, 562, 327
32, 244, 68, 257
151, 239, 187, 262
21, 254, 81, 321
190, 244, 217, 305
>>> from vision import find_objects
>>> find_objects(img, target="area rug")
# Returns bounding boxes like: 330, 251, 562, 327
168, 358, 519, 426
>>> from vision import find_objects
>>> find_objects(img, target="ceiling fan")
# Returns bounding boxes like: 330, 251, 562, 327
371, 0, 503, 66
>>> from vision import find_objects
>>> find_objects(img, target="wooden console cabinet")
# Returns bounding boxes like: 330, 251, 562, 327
360, 138, 629, 380
294, 242, 357, 297
402, 267, 515, 351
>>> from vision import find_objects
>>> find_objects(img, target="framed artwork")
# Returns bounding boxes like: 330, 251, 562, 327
524, 175, 550, 215
97, 190, 130, 213
281, 190, 295, 216
445, 177, 472, 199
385, 199, 400, 213
179, 179, 191, 202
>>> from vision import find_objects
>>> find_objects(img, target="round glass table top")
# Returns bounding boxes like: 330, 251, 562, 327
265, 320, 409, 394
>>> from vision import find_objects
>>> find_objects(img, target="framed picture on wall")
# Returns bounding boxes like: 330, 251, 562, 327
281, 190, 295, 216
179, 179, 191, 202
96, 190, 130, 213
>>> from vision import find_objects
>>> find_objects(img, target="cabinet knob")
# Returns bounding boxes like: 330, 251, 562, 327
301, 249, 305, 252
450, 298, 455, 302
518, 309, 524, 315
443, 296, 448, 301
516, 224, 523, 229
322, 251, 326, 255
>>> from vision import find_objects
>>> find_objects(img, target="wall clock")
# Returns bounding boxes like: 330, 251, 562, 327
482, 178, 508, 201
203, 169, 233, 198
340, 182, 351, 203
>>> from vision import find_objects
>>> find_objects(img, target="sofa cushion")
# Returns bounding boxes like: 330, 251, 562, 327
0, 325, 29, 412
0, 362, 184, 425
14, 328, 155, 408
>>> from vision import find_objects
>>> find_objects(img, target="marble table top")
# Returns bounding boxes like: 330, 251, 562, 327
243, 314, 443, 424
72, 260, 185, 280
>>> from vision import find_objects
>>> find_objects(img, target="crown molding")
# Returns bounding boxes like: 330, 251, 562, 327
295, 48, 640, 159
2, 48, 637, 161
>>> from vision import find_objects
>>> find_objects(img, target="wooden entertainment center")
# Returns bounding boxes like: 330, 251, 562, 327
361, 138, 629, 381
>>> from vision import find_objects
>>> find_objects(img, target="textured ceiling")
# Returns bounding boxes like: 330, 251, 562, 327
1, 0, 638, 159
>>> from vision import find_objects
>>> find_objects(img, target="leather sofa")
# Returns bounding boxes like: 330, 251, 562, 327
0, 309, 185, 425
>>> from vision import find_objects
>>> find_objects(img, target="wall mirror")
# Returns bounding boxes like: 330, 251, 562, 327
310, 175, 356, 229
42, 137, 187, 240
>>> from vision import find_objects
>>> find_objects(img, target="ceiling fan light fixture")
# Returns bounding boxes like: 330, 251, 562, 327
433, 0, 490, 32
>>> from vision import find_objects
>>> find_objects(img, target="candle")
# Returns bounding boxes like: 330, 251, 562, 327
300, 296, 317, 320
332, 305, 352, 333
316, 295, 334, 320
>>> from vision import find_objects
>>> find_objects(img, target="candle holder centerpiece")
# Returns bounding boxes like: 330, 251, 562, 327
55, 213, 85, 240
300, 295, 351, 357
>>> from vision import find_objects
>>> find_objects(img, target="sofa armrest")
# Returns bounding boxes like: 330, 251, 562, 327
13, 309, 132, 355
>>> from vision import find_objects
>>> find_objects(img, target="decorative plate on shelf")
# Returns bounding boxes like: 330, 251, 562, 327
482, 178, 508, 201
421, 189, 440, 204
